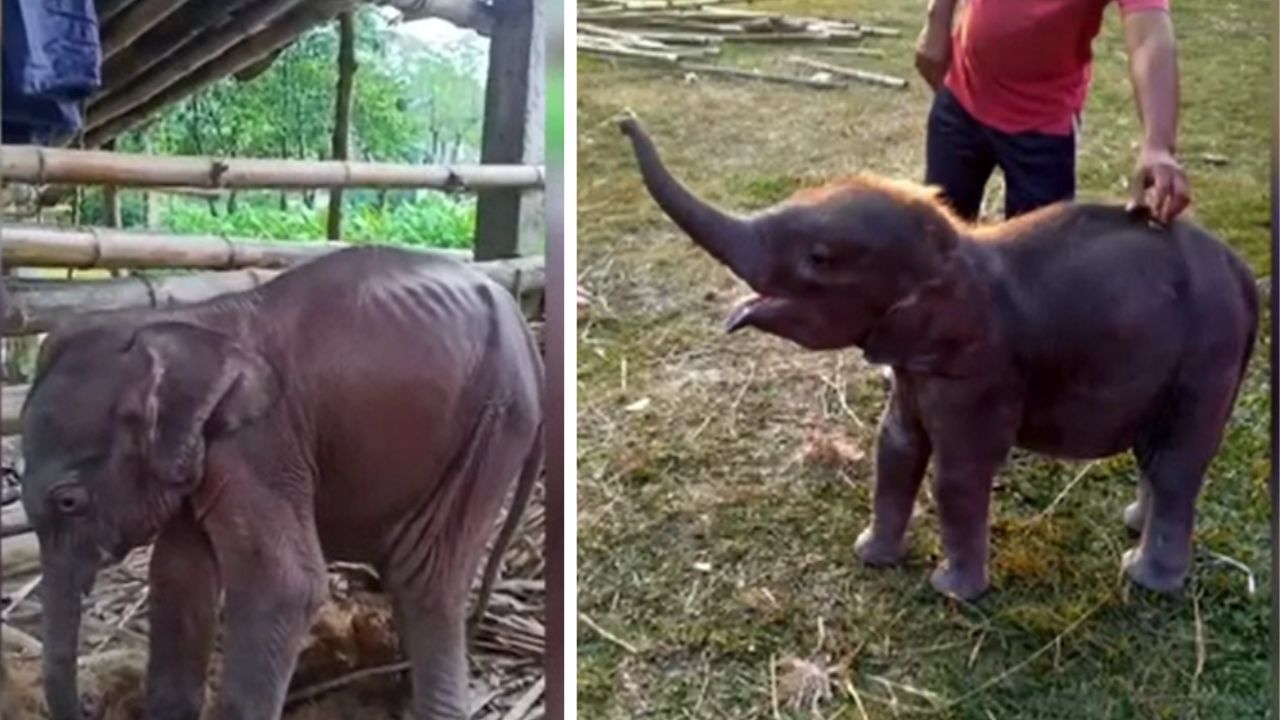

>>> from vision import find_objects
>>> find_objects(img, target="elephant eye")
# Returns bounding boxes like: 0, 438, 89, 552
50, 484, 89, 515
809, 244, 833, 266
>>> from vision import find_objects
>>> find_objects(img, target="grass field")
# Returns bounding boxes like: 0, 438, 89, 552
575, 1, 1272, 718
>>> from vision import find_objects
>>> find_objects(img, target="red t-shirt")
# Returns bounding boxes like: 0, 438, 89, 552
944, 0, 1171, 136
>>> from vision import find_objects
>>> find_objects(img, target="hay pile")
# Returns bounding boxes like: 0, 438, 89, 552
1, 438, 546, 720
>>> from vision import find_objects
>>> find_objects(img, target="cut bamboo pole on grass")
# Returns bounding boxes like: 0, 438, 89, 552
787, 56, 908, 89
2, 255, 545, 337
0, 146, 545, 190
578, 22, 679, 50
814, 46, 886, 58
579, 44, 680, 63
583, 0, 759, 11
0, 224, 462, 270
679, 62, 847, 89
722, 30, 864, 43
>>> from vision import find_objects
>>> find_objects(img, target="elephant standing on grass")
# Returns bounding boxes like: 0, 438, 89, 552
620, 117, 1257, 601
20, 247, 544, 720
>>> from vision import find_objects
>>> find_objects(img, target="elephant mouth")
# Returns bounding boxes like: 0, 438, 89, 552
726, 295, 787, 333
724, 293, 876, 350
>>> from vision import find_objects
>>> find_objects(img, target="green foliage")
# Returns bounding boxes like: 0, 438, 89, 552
119, 8, 487, 166
156, 194, 475, 249
102, 7, 488, 248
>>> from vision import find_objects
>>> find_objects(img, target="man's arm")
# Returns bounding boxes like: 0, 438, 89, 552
915, 0, 960, 90
1123, 8, 1190, 223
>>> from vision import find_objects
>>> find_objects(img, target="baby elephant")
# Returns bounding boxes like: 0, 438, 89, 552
21, 247, 544, 720
620, 118, 1257, 600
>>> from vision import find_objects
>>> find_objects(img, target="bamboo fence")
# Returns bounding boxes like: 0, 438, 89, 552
0, 224, 468, 270
2, 255, 543, 338
1, 146, 546, 190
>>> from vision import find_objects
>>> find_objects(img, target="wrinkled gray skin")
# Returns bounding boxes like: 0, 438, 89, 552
620, 118, 1257, 601
21, 247, 544, 720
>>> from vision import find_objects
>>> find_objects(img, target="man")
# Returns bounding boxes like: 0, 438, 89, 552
915, 0, 1190, 224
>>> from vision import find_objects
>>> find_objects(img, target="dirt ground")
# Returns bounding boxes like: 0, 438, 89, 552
576, 1, 1271, 718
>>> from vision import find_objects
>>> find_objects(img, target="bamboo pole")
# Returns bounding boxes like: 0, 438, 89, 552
787, 56, 908, 89
578, 43, 680, 63
5, 269, 276, 336
3, 255, 544, 336
679, 62, 848, 89
0, 224, 451, 269
583, 0, 758, 11
327, 12, 358, 241
85, 0, 357, 147
0, 146, 545, 190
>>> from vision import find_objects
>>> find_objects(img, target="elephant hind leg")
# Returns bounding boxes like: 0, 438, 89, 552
383, 402, 536, 720
1127, 370, 1240, 593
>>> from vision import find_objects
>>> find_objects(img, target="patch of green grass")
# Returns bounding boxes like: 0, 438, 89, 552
577, 0, 1271, 717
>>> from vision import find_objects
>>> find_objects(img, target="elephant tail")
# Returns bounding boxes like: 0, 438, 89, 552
467, 421, 544, 641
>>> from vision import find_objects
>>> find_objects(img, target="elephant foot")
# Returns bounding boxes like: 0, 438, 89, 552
854, 527, 906, 567
1122, 501, 1146, 537
1122, 548, 1187, 595
929, 561, 988, 601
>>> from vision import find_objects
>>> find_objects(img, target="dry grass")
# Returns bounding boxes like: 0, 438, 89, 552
576, 1, 1271, 718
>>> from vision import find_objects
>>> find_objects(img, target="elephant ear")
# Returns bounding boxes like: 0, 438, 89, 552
130, 322, 278, 488
861, 263, 989, 377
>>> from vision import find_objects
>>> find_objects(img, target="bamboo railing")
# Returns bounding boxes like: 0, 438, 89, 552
1, 224, 470, 270
0, 146, 546, 190
3, 255, 543, 337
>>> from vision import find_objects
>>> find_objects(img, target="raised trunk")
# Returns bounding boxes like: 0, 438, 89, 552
41, 569, 85, 720
618, 118, 763, 287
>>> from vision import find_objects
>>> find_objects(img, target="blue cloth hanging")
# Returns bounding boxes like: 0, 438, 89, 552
2, 0, 102, 144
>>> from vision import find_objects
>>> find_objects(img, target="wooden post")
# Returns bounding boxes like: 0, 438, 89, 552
102, 140, 123, 229
473, 0, 545, 260
327, 12, 357, 240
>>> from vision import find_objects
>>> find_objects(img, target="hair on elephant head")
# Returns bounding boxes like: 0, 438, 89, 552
20, 319, 278, 720
619, 116, 990, 376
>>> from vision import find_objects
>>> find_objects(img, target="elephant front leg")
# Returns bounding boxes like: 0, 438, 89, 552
145, 508, 221, 720
203, 494, 327, 719
389, 591, 469, 720
855, 380, 932, 566
929, 450, 1008, 600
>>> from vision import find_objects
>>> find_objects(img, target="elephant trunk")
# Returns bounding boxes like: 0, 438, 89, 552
619, 117, 766, 288
40, 553, 93, 720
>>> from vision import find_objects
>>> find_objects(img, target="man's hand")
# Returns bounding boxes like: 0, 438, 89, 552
1130, 146, 1190, 225
914, 18, 953, 90
1123, 9, 1186, 224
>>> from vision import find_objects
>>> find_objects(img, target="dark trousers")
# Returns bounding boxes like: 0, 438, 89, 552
924, 87, 1076, 221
